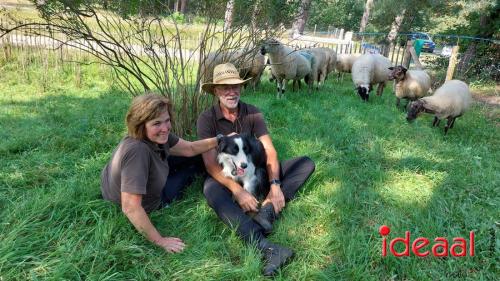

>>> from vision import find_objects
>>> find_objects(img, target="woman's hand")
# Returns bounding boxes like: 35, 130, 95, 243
154, 236, 186, 253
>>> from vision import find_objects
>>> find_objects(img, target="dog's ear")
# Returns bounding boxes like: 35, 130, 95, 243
217, 136, 227, 153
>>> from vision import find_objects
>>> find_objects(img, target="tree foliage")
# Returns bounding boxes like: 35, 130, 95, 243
307, 0, 364, 30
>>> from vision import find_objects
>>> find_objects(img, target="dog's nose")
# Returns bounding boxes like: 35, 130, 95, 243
240, 163, 247, 169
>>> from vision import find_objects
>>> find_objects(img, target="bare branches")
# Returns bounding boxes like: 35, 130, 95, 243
0, 1, 284, 136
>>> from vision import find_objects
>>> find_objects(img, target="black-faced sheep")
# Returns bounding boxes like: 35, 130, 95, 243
199, 49, 265, 93
407, 80, 472, 135
260, 39, 315, 98
351, 53, 392, 101
388, 65, 432, 108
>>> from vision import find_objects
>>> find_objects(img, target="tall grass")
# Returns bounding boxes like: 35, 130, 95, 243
0, 51, 498, 280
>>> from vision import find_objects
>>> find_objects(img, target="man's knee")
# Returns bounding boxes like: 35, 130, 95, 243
301, 156, 315, 175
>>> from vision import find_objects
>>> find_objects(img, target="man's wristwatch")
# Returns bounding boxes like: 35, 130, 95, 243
216, 134, 224, 143
269, 179, 281, 186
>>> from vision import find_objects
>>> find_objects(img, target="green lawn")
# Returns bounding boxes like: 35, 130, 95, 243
0, 54, 499, 280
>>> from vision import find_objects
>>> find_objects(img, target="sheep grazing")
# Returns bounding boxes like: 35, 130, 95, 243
199, 49, 266, 93
318, 47, 337, 80
351, 53, 392, 101
388, 65, 432, 108
407, 80, 472, 135
335, 53, 361, 81
267, 58, 303, 91
305, 48, 329, 90
261, 39, 315, 98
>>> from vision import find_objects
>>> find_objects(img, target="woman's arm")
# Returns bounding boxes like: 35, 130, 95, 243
169, 137, 218, 157
121, 192, 185, 253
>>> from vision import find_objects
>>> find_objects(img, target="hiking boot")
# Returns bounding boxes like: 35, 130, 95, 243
257, 238, 294, 277
253, 203, 277, 235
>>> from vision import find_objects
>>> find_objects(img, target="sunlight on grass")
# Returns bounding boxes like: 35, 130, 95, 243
1, 48, 499, 280
381, 170, 447, 206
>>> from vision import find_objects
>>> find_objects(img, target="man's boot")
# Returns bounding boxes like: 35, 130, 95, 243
257, 238, 294, 277
253, 203, 277, 235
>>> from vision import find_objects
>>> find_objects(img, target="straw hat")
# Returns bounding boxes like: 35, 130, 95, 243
201, 63, 252, 94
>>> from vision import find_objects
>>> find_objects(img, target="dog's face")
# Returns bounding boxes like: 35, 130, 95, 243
217, 135, 252, 176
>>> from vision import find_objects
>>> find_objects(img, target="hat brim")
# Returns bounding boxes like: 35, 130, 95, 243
201, 77, 252, 95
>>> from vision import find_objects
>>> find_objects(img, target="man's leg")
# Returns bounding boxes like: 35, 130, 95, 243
203, 176, 294, 276
280, 156, 315, 201
161, 155, 205, 206
203, 176, 264, 242
253, 156, 315, 234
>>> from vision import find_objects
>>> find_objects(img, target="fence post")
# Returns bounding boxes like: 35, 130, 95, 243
313, 24, 316, 36
402, 40, 413, 68
445, 46, 460, 81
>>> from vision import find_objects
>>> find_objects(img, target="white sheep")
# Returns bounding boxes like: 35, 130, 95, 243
335, 53, 361, 81
351, 53, 392, 101
407, 80, 472, 134
388, 65, 432, 108
316, 47, 337, 80
260, 39, 315, 98
305, 47, 329, 90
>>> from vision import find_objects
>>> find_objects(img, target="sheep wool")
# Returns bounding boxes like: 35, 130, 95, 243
351, 54, 392, 100
335, 54, 360, 73
420, 80, 472, 120
394, 70, 432, 101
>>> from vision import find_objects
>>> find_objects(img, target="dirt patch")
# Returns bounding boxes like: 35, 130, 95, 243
472, 84, 499, 107
471, 85, 500, 126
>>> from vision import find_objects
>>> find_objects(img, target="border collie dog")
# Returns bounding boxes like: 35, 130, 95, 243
217, 134, 268, 198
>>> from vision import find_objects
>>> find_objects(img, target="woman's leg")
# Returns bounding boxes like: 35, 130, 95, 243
161, 155, 205, 206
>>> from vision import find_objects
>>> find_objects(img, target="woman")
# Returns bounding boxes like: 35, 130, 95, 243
101, 93, 222, 253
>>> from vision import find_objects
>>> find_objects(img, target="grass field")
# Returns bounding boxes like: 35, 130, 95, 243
0, 52, 499, 280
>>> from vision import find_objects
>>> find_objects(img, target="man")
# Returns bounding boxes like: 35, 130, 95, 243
197, 63, 315, 276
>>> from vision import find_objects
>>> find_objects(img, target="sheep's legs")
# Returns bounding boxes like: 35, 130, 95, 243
376, 82, 386, 96
276, 79, 286, 98
396, 98, 401, 108
449, 117, 456, 128
444, 117, 457, 134
276, 79, 282, 99
432, 116, 440, 127
445, 117, 457, 134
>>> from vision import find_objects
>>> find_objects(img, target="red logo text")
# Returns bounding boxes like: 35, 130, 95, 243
379, 225, 475, 257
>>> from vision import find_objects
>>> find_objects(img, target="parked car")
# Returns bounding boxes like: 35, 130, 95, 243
399, 32, 436, 53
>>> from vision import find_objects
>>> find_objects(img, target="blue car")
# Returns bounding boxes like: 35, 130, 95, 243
410, 32, 436, 53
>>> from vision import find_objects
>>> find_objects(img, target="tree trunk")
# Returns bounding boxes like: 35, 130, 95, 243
224, 0, 235, 30
359, 0, 374, 33
385, 9, 406, 56
251, 0, 262, 31
180, 0, 187, 14
291, 0, 312, 36
457, 8, 499, 75
174, 0, 180, 12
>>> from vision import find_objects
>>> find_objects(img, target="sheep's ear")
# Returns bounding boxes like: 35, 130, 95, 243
401, 66, 408, 73
388, 66, 394, 70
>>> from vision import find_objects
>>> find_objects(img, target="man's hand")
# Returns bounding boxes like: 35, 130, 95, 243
265, 184, 285, 213
234, 189, 259, 212
154, 236, 186, 253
